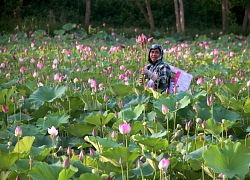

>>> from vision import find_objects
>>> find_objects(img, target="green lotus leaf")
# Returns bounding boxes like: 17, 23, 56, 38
13, 136, 35, 158
220, 83, 244, 95
84, 112, 114, 126
147, 111, 157, 121
188, 158, 202, 171
130, 121, 144, 135
185, 146, 204, 160
25, 80, 39, 92
72, 162, 92, 178
74, 173, 102, 180
10, 159, 39, 174
100, 146, 140, 167
0, 87, 16, 104
109, 84, 133, 97
29, 85, 66, 109
0, 151, 19, 170
213, 106, 240, 122
8, 113, 33, 123
62, 23, 76, 31
96, 31, 108, 39
204, 142, 250, 179
244, 98, 250, 113
30, 145, 53, 161
84, 100, 102, 111
204, 118, 222, 135
119, 104, 144, 121
31, 103, 51, 119
58, 165, 78, 180
131, 161, 154, 177
84, 136, 120, 152
154, 97, 177, 112
228, 97, 245, 111
53, 29, 65, 36
64, 123, 95, 137
132, 134, 168, 151
36, 114, 69, 130
28, 162, 62, 180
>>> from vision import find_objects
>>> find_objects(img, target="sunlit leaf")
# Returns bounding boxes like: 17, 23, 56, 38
74, 173, 102, 180
84, 136, 120, 152
109, 84, 133, 97
100, 146, 140, 167
84, 100, 102, 111
58, 165, 78, 180
13, 136, 35, 158
243, 98, 250, 113
0, 152, 19, 170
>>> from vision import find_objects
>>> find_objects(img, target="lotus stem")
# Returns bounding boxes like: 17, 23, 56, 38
120, 164, 124, 180
139, 167, 144, 180
125, 134, 129, 180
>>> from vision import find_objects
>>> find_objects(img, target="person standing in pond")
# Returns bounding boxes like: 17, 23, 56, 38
139, 44, 172, 93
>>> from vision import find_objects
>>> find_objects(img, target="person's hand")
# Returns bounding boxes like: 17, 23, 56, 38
138, 77, 144, 85
140, 67, 145, 75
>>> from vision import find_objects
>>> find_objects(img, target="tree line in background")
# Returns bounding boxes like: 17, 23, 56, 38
0, 0, 250, 36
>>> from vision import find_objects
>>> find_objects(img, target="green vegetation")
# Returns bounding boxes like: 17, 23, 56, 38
0, 0, 249, 38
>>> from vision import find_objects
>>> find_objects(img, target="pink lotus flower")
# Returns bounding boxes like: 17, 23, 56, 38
119, 122, 131, 135
120, 65, 125, 71
54, 73, 61, 81
0, 63, 6, 68
148, 37, 153, 43
37, 61, 44, 69
158, 158, 170, 172
247, 80, 250, 87
20, 66, 26, 74
197, 77, 204, 85
229, 51, 235, 57
15, 126, 22, 137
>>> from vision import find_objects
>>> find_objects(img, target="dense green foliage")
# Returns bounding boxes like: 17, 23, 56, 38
0, 0, 249, 36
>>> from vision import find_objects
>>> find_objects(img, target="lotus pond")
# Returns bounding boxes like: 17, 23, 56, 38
0, 24, 249, 180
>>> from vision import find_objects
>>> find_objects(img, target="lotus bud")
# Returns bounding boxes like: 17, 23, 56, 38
79, 150, 84, 163
161, 104, 169, 115
202, 120, 206, 128
92, 129, 98, 137
62, 156, 70, 169
15, 126, 22, 137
